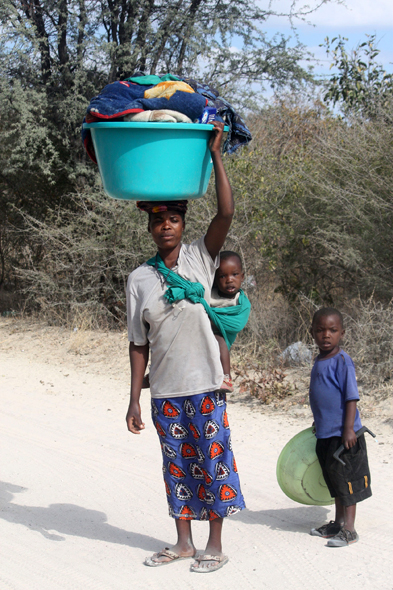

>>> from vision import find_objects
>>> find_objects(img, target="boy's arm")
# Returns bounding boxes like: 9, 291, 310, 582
125, 342, 149, 434
342, 400, 358, 449
204, 121, 234, 261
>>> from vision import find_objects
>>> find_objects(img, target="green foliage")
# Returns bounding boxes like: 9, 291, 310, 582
1, 0, 316, 93
0, 0, 332, 290
13, 189, 154, 326
322, 34, 393, 115
220, 96, 393, 305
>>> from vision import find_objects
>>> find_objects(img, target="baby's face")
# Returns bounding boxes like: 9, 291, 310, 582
215, 257, 244, 298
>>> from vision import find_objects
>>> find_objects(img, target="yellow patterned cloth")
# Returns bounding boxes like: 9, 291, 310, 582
144, 81, 195, 100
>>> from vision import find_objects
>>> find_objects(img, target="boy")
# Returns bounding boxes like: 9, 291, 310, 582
309, 307, 372, 547
211, 251, 245, 392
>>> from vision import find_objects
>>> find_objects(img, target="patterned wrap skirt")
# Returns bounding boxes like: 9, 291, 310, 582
151, 390, 246, 521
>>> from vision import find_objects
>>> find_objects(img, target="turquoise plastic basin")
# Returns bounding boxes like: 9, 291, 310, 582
83, 121, 222, 201
276, 427, 334, 506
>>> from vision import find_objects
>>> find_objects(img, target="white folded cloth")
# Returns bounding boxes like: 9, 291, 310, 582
124, 109, 192, 123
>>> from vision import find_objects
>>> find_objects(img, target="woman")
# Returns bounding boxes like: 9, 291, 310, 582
125, 122, 245, 572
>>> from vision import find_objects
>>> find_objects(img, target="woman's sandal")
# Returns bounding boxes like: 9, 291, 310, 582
144, 547, 194, 567
217, 375, 233, 393
190, 554, 229, 573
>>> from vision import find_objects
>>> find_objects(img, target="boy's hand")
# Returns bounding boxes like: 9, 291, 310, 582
342, 427, 357, 449
311, 421, 316, 434
126, 402, 145, 434
209, 121, 224, 154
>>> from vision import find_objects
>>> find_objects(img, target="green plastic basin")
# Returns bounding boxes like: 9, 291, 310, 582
276, 427, 334, 506
83, 121, 225, 201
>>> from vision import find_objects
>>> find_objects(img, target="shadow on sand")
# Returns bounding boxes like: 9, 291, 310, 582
0, 480, 165, 550
232, 504, 331, 534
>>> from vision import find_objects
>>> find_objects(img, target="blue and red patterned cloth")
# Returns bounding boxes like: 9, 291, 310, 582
152, 391, 246, 520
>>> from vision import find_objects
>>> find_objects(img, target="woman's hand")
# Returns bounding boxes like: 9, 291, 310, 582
209, 120, 224, 154
127, 342, 148, 434
126, 401, 145, 434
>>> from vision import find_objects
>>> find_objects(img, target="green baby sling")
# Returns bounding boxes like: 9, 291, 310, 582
146, 253, 251, 349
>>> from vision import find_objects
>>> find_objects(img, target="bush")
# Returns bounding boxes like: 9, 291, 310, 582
14, 190, 154, 327
9, 96, 393, 397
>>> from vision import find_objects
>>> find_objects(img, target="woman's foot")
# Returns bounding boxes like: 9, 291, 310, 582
145, 543, 196, 566
190, 552, 229, 573
191, 524, 226, 573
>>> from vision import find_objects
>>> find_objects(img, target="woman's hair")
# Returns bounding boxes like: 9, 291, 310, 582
136, 200, 188, 220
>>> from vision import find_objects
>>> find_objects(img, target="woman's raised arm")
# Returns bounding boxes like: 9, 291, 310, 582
204, 122, 234, 260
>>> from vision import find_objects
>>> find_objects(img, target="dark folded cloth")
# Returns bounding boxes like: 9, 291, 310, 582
184, 78, 252, 154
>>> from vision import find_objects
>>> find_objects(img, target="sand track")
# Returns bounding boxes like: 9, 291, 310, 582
1, 319, 392, 589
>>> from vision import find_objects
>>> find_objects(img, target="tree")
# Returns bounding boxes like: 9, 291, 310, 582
322, 34, 393, 115
0, 0, 337, 292
224, 96, 393, 305
1, 0, 325, 90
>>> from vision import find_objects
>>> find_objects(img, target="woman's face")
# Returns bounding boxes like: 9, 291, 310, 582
148, 210, 185, 250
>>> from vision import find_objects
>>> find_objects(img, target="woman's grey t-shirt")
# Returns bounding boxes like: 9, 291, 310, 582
127, 236, 223, 398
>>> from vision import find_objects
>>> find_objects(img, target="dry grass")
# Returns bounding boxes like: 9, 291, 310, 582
1, 315, 391, 420
233, 364, 297, 404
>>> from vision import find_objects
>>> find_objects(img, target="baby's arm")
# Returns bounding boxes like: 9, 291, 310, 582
342, 400, 358, 449
125, 342, 149, 434
215, 333, 231, 376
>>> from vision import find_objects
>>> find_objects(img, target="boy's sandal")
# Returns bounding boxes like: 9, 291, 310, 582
144, 547, 194, 566
327, 528, 359, 547
310, 520, 342, 538
190, 554, 229, 573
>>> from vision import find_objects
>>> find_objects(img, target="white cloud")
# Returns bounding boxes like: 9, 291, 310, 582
265, 0, 393, 29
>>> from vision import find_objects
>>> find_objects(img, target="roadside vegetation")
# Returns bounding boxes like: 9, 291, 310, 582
0, 1, 392, 401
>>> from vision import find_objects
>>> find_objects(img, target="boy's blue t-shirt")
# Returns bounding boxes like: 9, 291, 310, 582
309, 349, 362, 439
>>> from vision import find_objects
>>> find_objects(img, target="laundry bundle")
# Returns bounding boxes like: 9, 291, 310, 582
82, 72, 252, 163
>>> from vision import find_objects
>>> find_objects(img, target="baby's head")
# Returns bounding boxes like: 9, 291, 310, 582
311, 307, 345, 355
215, 251, 244, 298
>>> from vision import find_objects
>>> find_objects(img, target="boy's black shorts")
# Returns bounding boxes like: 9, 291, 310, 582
316, 434, 372, 507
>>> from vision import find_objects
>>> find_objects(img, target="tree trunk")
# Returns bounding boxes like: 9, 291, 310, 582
21, 0, 52, 83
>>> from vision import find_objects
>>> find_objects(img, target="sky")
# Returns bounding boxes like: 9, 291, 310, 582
264, 0, 393, 81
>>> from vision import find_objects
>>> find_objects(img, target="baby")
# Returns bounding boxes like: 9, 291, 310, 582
210, 251, 245, 392
142, 250, 249, 393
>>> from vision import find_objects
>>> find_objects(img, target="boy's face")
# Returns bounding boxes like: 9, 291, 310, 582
310, 314, 345, 358
215, 257, 244, 298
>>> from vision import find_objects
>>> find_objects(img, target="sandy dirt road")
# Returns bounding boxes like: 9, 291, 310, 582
1, 320, 392, 590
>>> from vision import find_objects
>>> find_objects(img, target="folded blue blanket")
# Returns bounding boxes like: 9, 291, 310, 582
87, 80, 206, 120
83, 80, 207, 162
